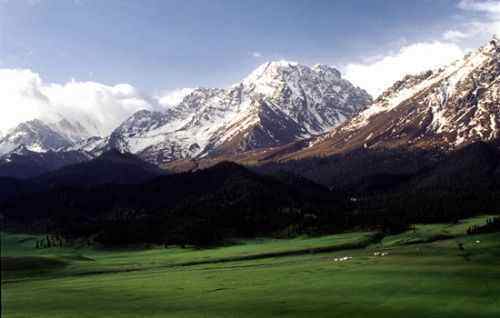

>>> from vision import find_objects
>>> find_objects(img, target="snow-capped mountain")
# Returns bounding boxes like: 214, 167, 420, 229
287, 37, 500, 159
49, 118, 92, 143
0, 119, 74, 155
0, 116, 98, 155
93, 61, 371, 164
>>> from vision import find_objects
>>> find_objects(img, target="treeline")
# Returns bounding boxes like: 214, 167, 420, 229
35, 234, 66, 249
467, 217, 500, 235
1, 162, 351, 246
1, 141, 499, 247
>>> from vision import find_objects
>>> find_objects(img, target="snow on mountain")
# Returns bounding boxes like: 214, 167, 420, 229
49, 118, 92, 143
98, 61, 371, 164
158, 88, 195, 108
0, 114, 103, 156
0, 67, 157, 141
64, 136, 108, 154
0, 61, 371, 164
296, 37, 500, 158
238, 61, 367, 135
0, 119, 73, 155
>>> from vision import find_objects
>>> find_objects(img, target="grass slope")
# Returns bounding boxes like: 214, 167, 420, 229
380, 215, 496, 247
1, 232, 378, 281
2, 216, 500, 318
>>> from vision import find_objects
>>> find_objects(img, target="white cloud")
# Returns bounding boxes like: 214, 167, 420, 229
251, 51, 263, 58
469, 20, 500, 38
448, 0, 500, 41
0, 68, 156, 137
0, 69, 51, 135
157, 88, 194, 108
443, 30, 469, 41
458, 0, 500, 14
344, 42, 465, 97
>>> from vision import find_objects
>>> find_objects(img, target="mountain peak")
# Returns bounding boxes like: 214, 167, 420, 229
312, 64, 342, 78
0, 119, 72, 155
265, 60, 299, 68
246, 61, 341, 80
299, 38, 500, 159
64, 59, 372, 165
241, 60, 299, 87
17, 119, 47, 130
0, 144, 34, 161
486, 34, 499, 51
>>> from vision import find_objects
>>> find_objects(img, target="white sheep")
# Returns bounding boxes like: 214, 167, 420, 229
373, 251, 389, 257
333, 256, 353, 262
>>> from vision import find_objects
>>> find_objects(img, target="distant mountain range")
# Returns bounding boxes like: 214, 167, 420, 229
100, 62, 371, 164
2, 39, 500, 246
1, 38, 499, 187
0, 61, 370, 168
291, 37, 500, 158
170, 37, 500, 170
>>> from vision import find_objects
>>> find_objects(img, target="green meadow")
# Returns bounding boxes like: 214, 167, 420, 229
2, 215, 500, 318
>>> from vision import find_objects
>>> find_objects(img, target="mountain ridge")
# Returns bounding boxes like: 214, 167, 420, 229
73, 61, 371, 164
160, 37, 500, 183
295, 37, 500, 158
3, 38, 499, 177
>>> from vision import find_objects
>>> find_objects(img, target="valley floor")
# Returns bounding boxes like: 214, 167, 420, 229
2, 216, 500, 318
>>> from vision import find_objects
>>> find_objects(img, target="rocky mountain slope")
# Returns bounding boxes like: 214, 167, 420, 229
96, 61, 371, 164
0, 119, 73, 155
290, 37, 500, 159
9, 35, 499, 172
0, 119, 99, 178
0, 118, 93, 156
164, 37, 500, 186
0, 61, 370, 166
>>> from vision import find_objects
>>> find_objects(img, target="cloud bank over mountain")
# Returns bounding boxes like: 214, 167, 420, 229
2, 1, 499, 135
344, 42, 465, 97
342, 0, 500, 98
0, 68, 157, 136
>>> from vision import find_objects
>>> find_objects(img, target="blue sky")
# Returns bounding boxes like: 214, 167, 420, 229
1, 0, 499, 134
1, 0, 496, 93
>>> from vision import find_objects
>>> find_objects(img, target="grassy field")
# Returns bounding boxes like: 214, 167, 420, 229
2, 215, 500, 317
